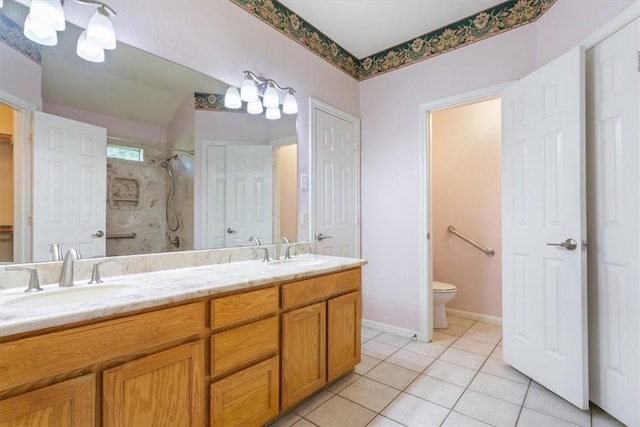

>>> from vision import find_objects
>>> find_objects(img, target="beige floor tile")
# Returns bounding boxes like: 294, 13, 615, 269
454, 389, 521, 427
524, 382, 590, 426
381, 392, 450, 427
517, 408, 581, 427
355, 354, 382, 375
591, 405, 626, 427
424, 360, 478, 387
468, 372, 529, 405
339, 377, 400, 412
292, 419, 317, 427
364, 362, 419, 390
439, 347, 487, 370
294, 390, 334, 416
361, 340, 398, 360
452, 337, 496, 356
480, 357, 530, 385
372, 332, 413, 348
432, 331, 458, 346
490, 345, 503, 360
462, 329, 502, 345
469, 322, 502, 335
269, 411, 302, 427
362, 327, 383, 341
327, 372, 360, 393
405, 374, 465, 408
306, 395, 376, 427
367, 415, 404, 426
437, 324, 472, 337
386, 349, 435, 373
441, 411, 492, 427
404, 341, 448, 359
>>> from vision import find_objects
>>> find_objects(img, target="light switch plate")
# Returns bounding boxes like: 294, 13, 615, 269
300, 211, 309, 226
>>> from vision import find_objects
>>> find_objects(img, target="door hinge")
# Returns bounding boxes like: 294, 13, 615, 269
427, 233, 431, 240
28, 216, 33, 226
28, 133, 33, 143
581, 240, 588, 251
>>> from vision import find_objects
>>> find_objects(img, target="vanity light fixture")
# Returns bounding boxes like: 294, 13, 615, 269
23, 0, 117, 63
225, 70, 298, 120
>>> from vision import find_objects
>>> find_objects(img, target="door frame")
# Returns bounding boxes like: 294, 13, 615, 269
0, 90, 35, 263
417, 82, 511, 342
309, 98, 361, 257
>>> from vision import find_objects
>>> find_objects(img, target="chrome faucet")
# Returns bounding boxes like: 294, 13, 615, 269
248, 235, 262, 246
89, 259, 116, 284
49, 243, 63, 261
59, 248, 81, 287
274, 237, 290, 260
5, 266, 43, 292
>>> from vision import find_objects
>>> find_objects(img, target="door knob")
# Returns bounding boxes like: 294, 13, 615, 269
546, 238, 577, 250
317, 233, 333, 242
92, 230, 105, 238
226, 228, 237, 234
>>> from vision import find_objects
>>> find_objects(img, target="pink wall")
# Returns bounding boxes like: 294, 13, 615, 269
359, 1, 635, 332
432, 99, 502, 318
0, 41, 42, 109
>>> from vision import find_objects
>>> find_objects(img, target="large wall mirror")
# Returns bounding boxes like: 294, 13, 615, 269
0, 0, 297, 263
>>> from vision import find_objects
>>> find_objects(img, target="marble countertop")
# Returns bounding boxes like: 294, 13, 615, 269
0, 254, 366, 338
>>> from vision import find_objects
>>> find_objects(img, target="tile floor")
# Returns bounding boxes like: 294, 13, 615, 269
270, 316, 625, 427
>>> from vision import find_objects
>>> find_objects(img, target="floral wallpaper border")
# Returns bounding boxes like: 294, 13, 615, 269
230, 0, 556, 81
194, 92, 248, 112
0, 13, 41, 64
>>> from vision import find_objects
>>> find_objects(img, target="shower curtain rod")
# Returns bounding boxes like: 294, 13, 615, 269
107, 136, 195, 155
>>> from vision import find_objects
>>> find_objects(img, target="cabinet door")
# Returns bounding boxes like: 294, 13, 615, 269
103, 340, 204, 427
0, 374, 95, 427
281, 302, 326, 409
327, 291, 361, 382
211, 356, 279, 427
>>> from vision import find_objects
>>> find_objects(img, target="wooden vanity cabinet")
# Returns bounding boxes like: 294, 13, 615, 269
209, 287, 280, 427
281, 268, 361, 409
0, 374, 95, 427
103, 340, 205, 427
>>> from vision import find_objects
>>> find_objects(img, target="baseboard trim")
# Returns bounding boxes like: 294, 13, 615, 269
446, 308, 502, 326
361, 319, 419, 339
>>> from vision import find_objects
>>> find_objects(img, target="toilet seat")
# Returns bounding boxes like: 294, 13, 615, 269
433, 281, 456, 293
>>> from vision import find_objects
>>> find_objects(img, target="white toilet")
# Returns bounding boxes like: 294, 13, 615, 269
433, 281, 457, 329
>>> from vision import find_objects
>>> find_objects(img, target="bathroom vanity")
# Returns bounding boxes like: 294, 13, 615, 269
0, 253, 364, 426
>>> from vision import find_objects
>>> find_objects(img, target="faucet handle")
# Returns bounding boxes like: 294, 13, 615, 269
257, 247, 271, 262
89, 259, 116, 284
6, 267, 43, 292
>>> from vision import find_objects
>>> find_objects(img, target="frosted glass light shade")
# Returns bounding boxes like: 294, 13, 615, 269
77, 30, 105, 63
265, 107, 281, 120
240, 78, 258, 102
24, 13, 58, 46
86, 9, 116, 50
30, 0, 65, 31
262, 84, 279, 109
247, 100, 263, 115
282, 92, 298, 115
224, 86, 242, 109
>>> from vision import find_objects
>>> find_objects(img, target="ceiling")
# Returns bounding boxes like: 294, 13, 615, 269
278, 0, 505, 58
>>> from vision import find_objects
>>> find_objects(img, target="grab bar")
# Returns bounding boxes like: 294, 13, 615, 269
447, 225, 495, 257
106, 232, 137, 239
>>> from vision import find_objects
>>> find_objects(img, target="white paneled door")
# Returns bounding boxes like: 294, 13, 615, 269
313, 105, 360, 258
586, 17, 639, 426
203, 143, 273, 248
32, 111, 107, 261
502, 47, 588, 409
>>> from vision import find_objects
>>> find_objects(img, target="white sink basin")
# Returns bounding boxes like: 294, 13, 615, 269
268, 258, 324, 267
1, 284, 144, 310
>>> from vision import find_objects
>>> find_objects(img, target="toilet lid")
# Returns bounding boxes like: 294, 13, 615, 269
433, 281, 456, 292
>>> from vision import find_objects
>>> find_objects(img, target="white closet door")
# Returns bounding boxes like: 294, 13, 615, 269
586, 17, 639, 427
502, 46, 588, 409
32, 111, 106, 261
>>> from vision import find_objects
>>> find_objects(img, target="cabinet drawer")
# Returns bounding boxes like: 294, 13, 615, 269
211, 316, 279, 377
281, 268, 361, 309
211, 356, 279, 427
0, 302, 205, 396
211, 287, 278, 329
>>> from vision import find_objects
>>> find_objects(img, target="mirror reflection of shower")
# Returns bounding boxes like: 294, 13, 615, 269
160, 155, 180, 233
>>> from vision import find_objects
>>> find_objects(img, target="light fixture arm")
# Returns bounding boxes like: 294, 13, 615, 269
243, 70, 295, 95
76, 0, 117, 16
